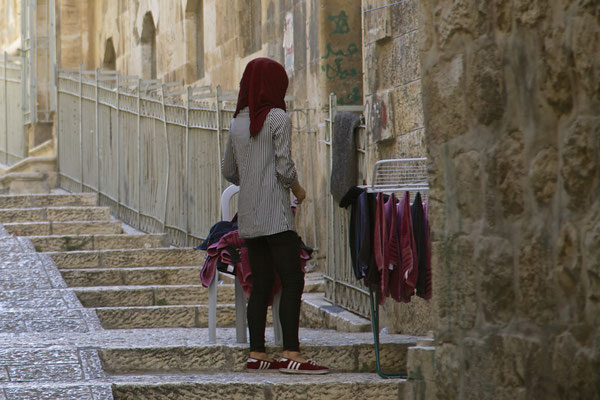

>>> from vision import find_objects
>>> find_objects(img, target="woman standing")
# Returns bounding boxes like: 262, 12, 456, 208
222, 58, 328, 374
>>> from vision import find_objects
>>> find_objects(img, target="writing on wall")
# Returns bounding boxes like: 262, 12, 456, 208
321, 10, 362, 105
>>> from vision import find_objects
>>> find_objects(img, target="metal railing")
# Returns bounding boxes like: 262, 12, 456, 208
323, 93, 372, 317
0, 52, 26, 166
56, 67, 306, 248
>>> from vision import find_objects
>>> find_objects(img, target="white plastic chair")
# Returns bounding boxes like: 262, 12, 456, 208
208, 184, 283, 345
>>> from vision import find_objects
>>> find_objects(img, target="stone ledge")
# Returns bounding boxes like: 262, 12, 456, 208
3, 221, 123, 236
0, 193, 97, 209
47, 248, 205, 269
111, 373, 405, 400
300, 292, 371, 332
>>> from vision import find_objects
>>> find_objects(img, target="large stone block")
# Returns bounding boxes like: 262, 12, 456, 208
476, 237, 514, 324
467, 44, 506, 126
392, 80, 424, 136
529, 147, 558, 204
560, 117, 599, 206
495, 130, 525, 216
550, 331, 600, 400
422, 55, 467, 146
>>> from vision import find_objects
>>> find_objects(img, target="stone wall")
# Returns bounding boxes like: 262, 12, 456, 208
0, 0, 20, 54
53, 0, 364, 265
361, 0, 433, 336
419, 0, 600, 398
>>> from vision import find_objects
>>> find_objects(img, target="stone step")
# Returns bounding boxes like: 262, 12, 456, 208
29, 233, 168, 252
110, 372, 406, 400
0, 206, 111, 223
99, 331, 414, 374
74, 285, 232, 307
3, 220, 123, 236
61, 266, 203, 287
95, 304, 243, 329
0, 192, 97, 208
61, 264, 326, 289
405, 345, 437, 400
47, 248, 204, 269
300, 292, 372, 333
73, 280, 325, 306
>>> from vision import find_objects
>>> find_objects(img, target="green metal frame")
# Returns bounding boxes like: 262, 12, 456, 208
369, 286, 407, 379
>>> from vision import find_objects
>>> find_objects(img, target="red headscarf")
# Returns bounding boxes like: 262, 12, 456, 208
233, 58, 289, 136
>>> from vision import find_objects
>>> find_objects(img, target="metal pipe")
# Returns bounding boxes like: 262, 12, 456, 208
306, 102, 318, 251
95, 68, 100, 197
328, 92, 337, 306
185, 86, 191, 245
137, 79, 142, 229
4, 52, 8, 165
79, 63, 83, 191
215, 85, 223, 210
160, 84, 170, 234
116, 73, 121, 217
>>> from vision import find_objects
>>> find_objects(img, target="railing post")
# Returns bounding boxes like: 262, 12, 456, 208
4, 52, 8, 165
185, 86, 191, 245
215, 85, 223, 212
95, 68, 101, 197
116, 73, 121, 218
79, 63, 83, 191
160, 84, 170, 234
137, 79, 142, 229
328, 92, 337, 306
306, 101, 318, 250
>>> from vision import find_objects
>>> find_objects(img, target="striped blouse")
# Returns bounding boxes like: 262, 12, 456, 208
221, 107, 297, 239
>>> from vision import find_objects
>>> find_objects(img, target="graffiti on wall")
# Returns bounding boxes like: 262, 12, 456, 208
321, 10, 362, 104
328, 10, 350, 34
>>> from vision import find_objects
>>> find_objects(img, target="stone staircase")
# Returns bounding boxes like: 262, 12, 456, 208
0, 190, 436, 399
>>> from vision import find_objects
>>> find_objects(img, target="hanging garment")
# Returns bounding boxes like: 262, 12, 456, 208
412, 193, 430, 300
373, 193, 401, 304
391, 191, 418, 303
422, 201, 433, 299
330, 112, 363, 203
360, 192, 380, 289
199, 224, 311, 299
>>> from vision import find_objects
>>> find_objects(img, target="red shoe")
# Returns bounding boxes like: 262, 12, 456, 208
278, 358, 330, 375
247, 358, 279, 372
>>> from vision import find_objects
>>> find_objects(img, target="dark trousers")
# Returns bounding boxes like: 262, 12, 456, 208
245, 230, 305, 353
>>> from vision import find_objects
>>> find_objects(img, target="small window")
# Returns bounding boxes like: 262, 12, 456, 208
103, 38, 116, 71
141, 12, 157, 79
185, 0, 204, 81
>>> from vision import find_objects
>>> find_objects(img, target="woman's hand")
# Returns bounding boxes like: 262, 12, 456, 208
291, 180, 306, 205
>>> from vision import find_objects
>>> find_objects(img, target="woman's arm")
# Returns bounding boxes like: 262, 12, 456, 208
271, 110, 298, 189
221, 132, 240, 185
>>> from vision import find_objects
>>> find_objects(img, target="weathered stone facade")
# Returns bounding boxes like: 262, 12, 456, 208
419, 0, 600, 398
362, 0, 433, 336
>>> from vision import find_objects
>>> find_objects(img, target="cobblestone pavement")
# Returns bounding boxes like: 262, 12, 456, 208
0, 224, 113, 399
0, 221, 420, 399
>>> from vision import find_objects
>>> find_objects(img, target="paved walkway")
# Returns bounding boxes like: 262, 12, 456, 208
0, 221, 420, 399
0, 224, 113, 400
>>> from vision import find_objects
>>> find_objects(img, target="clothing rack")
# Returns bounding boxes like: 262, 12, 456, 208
366, 157, 429, 379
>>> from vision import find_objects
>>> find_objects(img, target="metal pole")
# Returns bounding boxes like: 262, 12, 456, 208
328, 92, 336, 306
4, 52, 8, 165
160, 84, 170, 234
48, 0, 56, 114
185, 86, 190, 245
116, 73, 121, 218
215, 85, 223, 213
95, 68, 100, 197
137, 79, 142, 229
30, 0, 36, 124
306, 101, 318, 250
79, 63, 83, 191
